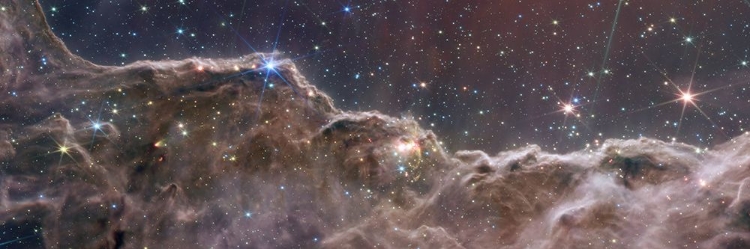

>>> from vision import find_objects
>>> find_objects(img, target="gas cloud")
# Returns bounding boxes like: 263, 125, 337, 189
1, 1, 749, 248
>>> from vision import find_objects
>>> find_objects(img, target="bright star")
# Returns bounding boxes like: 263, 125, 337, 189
52, 139, 76, 163
263, 60, 277, 70
57, 145, 69, 154
681, 92, 693, 103
563, 104, 575, 114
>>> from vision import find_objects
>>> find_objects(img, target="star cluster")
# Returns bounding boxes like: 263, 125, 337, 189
40, 0, 750, 152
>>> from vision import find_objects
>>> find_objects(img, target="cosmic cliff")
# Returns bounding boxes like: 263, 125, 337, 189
1, 1, 750, 248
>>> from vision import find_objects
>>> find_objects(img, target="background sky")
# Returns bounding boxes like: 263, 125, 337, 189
40, 0, 750, 153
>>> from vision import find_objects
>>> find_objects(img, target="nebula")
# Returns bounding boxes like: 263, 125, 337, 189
1, 1, 749, 248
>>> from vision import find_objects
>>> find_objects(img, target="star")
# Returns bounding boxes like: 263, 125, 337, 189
50, 138, 79, 164
680, 92, 693, 103
92, 122, 102, 130
56, 144, 69, 155
563, 104, 575, 114
263, 60, 277, 71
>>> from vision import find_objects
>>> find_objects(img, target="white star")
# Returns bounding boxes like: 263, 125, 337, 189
563, 104, 574, 114
681, 92, 693, 103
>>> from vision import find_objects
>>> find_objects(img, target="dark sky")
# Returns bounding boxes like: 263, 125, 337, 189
39, 0, 750, 153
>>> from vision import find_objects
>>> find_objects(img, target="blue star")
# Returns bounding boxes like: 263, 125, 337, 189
263, 60, 277, 71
